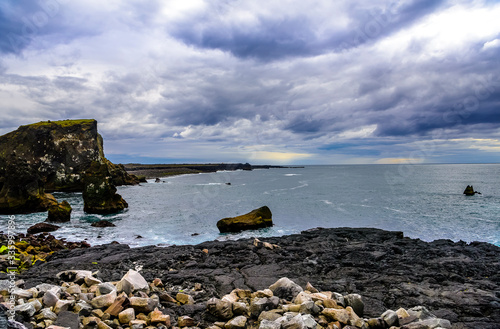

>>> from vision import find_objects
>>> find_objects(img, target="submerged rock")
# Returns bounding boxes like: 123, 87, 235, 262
90, 220, 116, 228
217, 206, 273, 233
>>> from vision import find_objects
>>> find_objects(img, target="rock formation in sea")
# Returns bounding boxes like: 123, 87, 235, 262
217, 206, 273, 233
463, 185, 481, 196
0, 119, 138, 215
46, 200, 72, 223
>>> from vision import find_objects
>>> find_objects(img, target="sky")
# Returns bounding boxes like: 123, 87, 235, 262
1, 0, 500, 165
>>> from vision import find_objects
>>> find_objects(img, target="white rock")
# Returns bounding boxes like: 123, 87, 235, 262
259, 319, 281, 329
116, 269, 149, 294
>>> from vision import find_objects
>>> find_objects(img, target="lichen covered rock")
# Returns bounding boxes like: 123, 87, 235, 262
217, 206, 273, 233
47, 200, 72, 222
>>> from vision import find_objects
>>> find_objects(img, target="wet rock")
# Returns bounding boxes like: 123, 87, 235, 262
217, 206, 273, 233
46, 201, 72, 223
91, 221, 116, 228
27, 222, 61, 235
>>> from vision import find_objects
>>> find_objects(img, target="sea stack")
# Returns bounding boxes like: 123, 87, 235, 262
0, 119, 138, 214
463, 185, 480, 196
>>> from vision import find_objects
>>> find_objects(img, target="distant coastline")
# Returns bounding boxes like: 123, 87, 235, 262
123, 163, 303, 179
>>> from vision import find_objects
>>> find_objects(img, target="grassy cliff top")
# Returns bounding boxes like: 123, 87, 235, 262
21, 119, 96, 128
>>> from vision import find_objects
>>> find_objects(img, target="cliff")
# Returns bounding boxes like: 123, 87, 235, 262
0, 119, 138, 214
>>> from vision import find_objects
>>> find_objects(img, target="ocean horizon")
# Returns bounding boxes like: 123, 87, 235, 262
3, 163, 499, 248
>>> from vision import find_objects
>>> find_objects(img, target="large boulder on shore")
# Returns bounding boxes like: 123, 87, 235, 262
217, 206, 273, 233
0, 119, 138, 214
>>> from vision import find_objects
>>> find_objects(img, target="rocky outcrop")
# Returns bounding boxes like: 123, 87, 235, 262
0, 119, 138, 215
463, 185, 481, 196
217, 206, 273, 233
0, 154, 57, 214
46, 201, 72, 223
83, 162, 128, 214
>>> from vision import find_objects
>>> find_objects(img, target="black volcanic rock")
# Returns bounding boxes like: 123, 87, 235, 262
83, 162, 128, 214
17, 228, 500, 328
0, 119, 138, 215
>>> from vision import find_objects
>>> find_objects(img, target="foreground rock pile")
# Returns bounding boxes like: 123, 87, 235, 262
2, 269, 454, 329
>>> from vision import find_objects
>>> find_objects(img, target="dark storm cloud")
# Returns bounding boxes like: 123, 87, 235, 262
171, 0, 447, 61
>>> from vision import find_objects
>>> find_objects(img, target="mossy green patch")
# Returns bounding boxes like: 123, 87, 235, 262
22, 119, 96, 128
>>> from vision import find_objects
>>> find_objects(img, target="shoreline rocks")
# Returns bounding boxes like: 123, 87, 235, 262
6, 227, 499, 328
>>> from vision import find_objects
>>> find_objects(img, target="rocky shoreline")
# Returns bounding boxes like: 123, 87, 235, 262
122, 163, 300, 179
1, 227, 498, 329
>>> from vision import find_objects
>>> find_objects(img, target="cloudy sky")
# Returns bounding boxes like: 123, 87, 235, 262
1, 0, 500, 165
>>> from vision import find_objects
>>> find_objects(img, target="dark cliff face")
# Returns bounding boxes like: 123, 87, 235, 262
0, 119, 137, 214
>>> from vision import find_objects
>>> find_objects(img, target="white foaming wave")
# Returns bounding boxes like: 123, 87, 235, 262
321, 200, 333, 205
195, 183, 224, 186
284, 174, 302, 176
290, 183, 308, 190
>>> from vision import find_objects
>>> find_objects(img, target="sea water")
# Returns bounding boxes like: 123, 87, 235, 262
3, 164, 499, 247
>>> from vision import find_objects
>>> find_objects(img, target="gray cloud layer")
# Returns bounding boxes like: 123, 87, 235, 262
1, 0, 500, 164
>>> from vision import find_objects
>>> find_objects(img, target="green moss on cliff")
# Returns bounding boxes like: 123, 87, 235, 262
22, 119, 96, 128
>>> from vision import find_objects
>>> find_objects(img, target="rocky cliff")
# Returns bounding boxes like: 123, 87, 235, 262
0, 119, 138, 214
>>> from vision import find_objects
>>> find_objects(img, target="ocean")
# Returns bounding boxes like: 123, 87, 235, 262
3, 164, 500, 247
